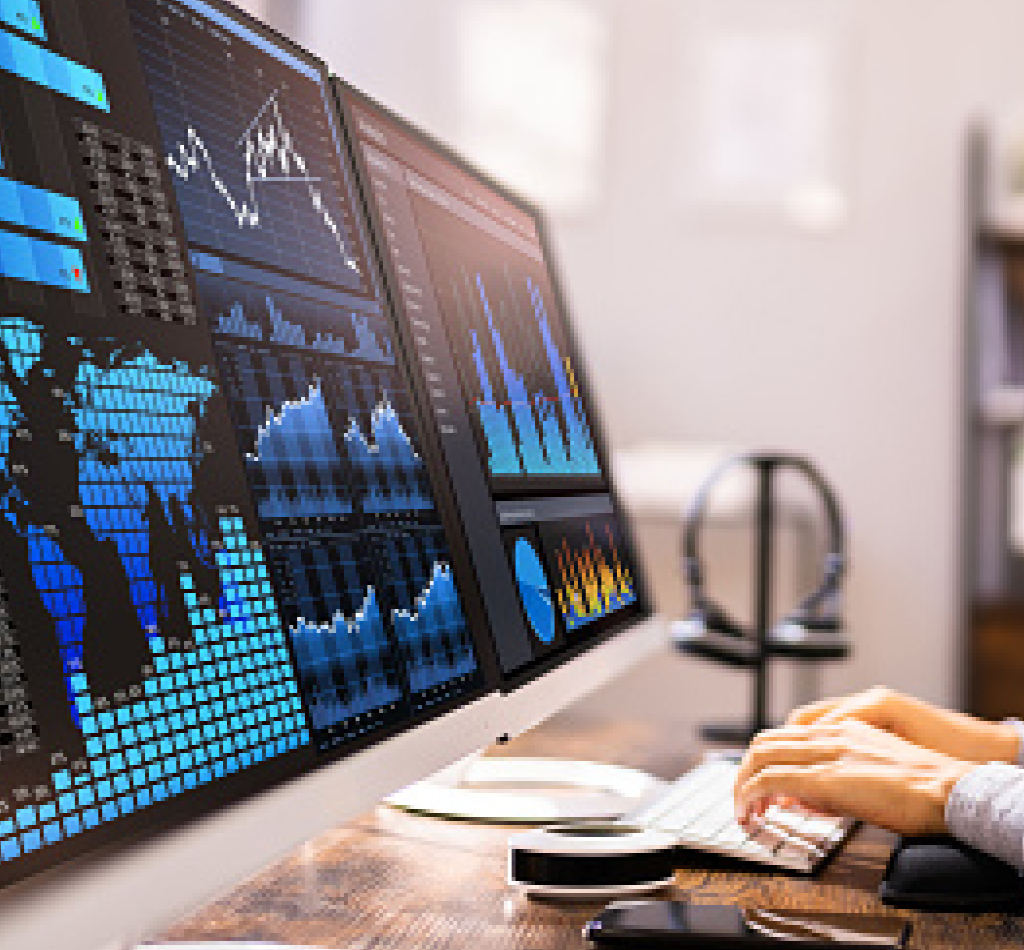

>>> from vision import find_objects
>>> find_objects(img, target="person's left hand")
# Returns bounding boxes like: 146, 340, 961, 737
733, 719, 976, 837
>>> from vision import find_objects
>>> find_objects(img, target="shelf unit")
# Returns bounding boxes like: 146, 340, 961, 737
966, 129, 1024, 718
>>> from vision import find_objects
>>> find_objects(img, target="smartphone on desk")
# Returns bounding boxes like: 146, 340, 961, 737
584, 901, 912, 948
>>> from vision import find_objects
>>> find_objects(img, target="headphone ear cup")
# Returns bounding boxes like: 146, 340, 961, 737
699, 600, 747, 639
769, 612, 849, 660
672, 600, 758, 667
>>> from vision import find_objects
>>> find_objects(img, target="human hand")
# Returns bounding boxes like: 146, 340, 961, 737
734, 719, 976, 837
785, 686, 1020, 765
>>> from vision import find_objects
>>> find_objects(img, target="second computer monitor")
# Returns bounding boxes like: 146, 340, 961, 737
336, 81, 647, 687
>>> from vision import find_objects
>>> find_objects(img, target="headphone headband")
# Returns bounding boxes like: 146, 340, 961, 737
682, 453, 847, 614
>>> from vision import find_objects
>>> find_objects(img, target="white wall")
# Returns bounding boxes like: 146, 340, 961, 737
264, 0, 1024, 711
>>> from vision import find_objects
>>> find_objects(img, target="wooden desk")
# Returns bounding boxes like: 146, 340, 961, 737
158, 659, 1024, 949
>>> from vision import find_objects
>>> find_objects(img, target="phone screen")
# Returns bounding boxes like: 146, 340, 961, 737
587, 901, 911, 948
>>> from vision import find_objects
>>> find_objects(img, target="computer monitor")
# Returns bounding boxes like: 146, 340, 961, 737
334, 81, 649, 686
0, 2, 660, 948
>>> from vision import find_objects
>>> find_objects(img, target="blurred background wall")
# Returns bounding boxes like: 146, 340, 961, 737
238, 0, 1024, 711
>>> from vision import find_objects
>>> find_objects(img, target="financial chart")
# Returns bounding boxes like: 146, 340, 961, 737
198, 270, 393, 363
410, 194, 601, 485
267, 537, 403, 745
375, 529, 477, 698
213, 338, 437, 522
126, 0, 365, 290
541, 515, 637, 634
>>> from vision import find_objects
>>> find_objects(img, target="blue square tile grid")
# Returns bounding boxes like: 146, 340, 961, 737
0, 516, 311, 864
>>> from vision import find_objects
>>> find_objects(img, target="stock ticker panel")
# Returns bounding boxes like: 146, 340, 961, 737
0, 0, 481, 889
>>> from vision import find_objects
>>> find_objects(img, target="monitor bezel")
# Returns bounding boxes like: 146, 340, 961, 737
329, 78, 653, 694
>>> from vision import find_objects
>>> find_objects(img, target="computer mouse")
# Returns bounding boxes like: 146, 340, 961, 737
879, 835, 1024, 912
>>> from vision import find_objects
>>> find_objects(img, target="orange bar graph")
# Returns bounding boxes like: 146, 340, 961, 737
553, 519, 636, 631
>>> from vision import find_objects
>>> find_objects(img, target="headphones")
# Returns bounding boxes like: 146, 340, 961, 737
674, 452, 850, 665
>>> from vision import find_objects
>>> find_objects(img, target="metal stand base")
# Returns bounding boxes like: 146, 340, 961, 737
698, 721, 773, 746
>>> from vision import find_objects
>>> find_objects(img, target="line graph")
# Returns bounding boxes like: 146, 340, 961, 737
166, 89, 359, 275
127, 0, 365, 289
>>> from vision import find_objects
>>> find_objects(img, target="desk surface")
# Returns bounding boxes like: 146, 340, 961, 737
159, 659, 1024, 949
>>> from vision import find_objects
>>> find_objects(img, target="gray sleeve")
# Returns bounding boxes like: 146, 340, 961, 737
945, 762, 1024, 870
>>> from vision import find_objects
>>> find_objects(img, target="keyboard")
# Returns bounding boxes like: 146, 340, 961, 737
622, 755, 855, 873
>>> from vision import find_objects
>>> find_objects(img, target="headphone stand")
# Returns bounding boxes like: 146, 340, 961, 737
700, 456, 776, 745
673, 453, 851, 746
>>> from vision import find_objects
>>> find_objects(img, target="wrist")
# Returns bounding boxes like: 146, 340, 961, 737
989, 721, 1023, 765
934, 759, 977, 833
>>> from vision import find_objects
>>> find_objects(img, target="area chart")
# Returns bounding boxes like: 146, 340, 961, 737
379, 531, 477, 695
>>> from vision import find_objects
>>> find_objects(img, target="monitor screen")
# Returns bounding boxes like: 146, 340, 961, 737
0, 0, 491, 890
0, 0, 649, 899
335, 84, 647, 681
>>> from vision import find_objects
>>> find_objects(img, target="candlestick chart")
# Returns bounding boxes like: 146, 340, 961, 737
541, 515, 637, 634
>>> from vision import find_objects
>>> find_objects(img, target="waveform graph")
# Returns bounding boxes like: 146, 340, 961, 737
503, 526, 564, 656
126, 0, 365, 290
376, 529, 478, 696
197, 269, 393, 363
214, 341, 356, 523
268, 537, 402, 744
539, 515, 638, 635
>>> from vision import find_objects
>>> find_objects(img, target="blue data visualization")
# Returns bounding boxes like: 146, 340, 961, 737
512, 536, 557, 646
344, 395, 434, 515
379, 530, 477, 696
126, 0, 364, 291
197, 270, 393, 363
465, 272, 599, 479
245, 380, 351, 519
0, 24, 107, 110
0, 0, 45, 39
270, 539, 402, 742
214, 340, 437, 521
0, 311, 310, 866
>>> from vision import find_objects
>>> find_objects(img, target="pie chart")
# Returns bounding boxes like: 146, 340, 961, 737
513, 536, 556, 645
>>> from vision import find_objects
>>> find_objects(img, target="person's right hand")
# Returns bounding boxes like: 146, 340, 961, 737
734, 719, 975, 837
785, 686, 1020, 765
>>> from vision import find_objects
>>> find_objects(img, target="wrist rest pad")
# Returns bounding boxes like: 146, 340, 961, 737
879, 835, 1024, 912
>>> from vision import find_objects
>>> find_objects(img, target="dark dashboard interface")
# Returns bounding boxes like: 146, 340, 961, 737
0, 0, 646, 892
0, 0, 487, 889
337, 86, 645, 677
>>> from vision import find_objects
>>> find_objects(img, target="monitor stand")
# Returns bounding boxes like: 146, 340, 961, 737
384, 752, 669, 823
